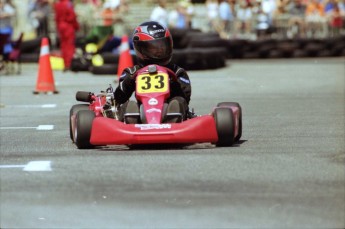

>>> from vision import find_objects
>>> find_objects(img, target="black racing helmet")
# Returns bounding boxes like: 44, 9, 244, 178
132, 21, 173, 66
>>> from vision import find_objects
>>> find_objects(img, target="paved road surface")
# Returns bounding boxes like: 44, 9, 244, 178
1, 58, 344, 228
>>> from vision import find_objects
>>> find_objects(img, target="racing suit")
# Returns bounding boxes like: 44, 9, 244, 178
114, 63, 192, 117
54, 0, 79, 69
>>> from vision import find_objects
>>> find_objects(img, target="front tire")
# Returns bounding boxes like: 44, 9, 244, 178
75, 110, 95, 149
69, 104, 89, 141
214, 107, 234, 146
217, 102, 242, 142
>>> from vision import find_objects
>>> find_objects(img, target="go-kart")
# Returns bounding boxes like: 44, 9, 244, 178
69, 64, 242, 149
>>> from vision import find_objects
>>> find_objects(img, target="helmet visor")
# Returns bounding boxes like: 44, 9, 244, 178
138, 37, 172, 60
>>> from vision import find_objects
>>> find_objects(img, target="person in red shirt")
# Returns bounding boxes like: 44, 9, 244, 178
54, 0, 79, 71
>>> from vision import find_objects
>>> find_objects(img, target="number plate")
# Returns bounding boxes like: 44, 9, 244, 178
136, 73, 169, 94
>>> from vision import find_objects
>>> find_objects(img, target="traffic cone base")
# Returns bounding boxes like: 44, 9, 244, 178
33, 90, 59, 94
33, 37, 59, 94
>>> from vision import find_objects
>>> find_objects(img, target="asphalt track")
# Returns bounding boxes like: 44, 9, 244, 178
0, 58, 344, 228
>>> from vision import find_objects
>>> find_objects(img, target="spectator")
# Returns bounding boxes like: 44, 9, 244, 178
90, 0, 102, 7
100, 0, 128, 37
74, 0, 99, 37
339, 0, 345, 13
253, 1, 272, 39
272, 0, 289, 38
108, 0, 129, 37
150, 0, 169, 28
0, 0, 16, 61
100, 0, 121, 27
4, 0, 15, 22
168, 1, 190, 29
324, 0, 338, 13
236, 0, 253, 38
54, 0, 79, 71
28, 0, 51, 38
261, 0, 277, 25
273, 0, 289, 17
327, 1, 344, 36
338, 0, 345, 22
218, 0, 233, 38
305, 0, 327, 38
184, 0, 195, 28
205, 0, 219, 32
286, 0, 306, 38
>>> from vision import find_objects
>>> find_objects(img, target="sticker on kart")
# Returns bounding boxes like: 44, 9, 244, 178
134, 124, 171, 130
136, 72, 169, 93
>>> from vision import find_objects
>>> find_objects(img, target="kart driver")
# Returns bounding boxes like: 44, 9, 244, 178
113, 21, 192, 123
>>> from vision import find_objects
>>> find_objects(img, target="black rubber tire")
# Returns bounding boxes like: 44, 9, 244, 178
217, 102, 242, 142
76, 91, 92, 102
174, 48, 226, 70
277, 42, 298, 58
75, 110, 95, 149
69, 104, 89, 141
258, 44, 276, 58
90, 64, 118, 75
268, 49, 283, 58
201, 48, 227, 69
178, 30, 205, 49
318, 50, 332, 57
225, 39, 249, 59
188, 37, 227, 49
20, 53, 39, 63
214, 107, 234, 147
331, 43, 345, 56
101, 52, 119, 64
170, 28, 192, 49
70, 57, 90, 72
242, 51, 261, 59
182, 48, 206, 70
171, 49, 186, 67
20, 38, 42, 53
293, 49, 308, 58
341, 48, 345, 57
304, 43, 323, 57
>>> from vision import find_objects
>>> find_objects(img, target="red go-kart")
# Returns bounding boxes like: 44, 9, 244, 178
69, 64, 242, 149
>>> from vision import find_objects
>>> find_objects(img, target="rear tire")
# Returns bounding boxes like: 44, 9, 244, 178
217, 102, 242, 142
214, 107, 234, 146
75, 110, 95, 149
69, 104, 89, 141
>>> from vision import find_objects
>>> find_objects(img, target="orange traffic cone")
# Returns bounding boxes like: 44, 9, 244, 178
117, 35, 134, 78
33, 37, 58, 94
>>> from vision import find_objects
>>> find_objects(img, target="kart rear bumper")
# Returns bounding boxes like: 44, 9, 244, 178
90, 115, 218, 145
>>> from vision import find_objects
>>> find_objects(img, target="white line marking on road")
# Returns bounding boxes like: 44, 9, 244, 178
41, 104, 57, 108
2, 104, 57, 108
0, 127, 36, 130
23, 161, 52, 171
0, 161, 52, 171
0, 125, 54, 130
36, 125, 54, 130
0, 165, 25, 169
